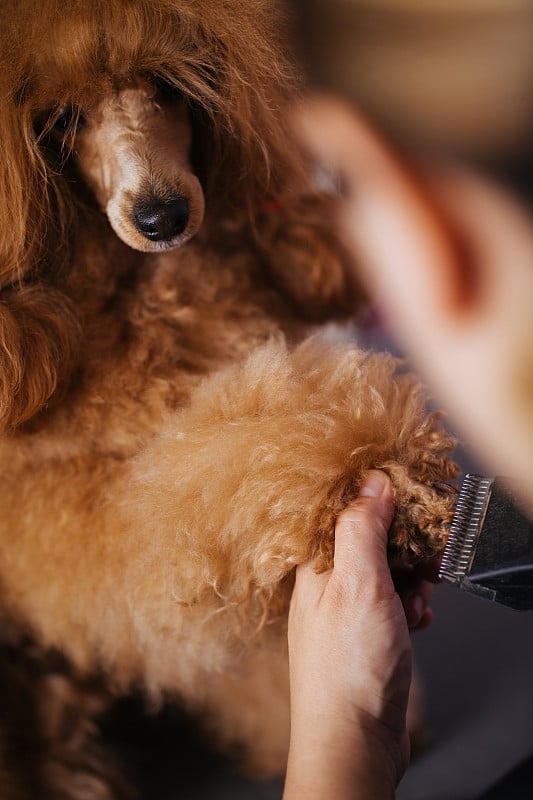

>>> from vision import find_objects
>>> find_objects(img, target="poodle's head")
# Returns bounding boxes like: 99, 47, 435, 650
2, 0, 300, 266
0, 0, 302, 429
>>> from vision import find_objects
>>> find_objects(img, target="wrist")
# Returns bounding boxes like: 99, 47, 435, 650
284, 713, 402, 800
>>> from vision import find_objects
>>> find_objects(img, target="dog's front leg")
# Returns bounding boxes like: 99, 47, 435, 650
111, 335, 456, 772
125, 336, 457, 597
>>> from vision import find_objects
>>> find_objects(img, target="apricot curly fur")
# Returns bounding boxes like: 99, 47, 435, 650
0, 1, 457, 796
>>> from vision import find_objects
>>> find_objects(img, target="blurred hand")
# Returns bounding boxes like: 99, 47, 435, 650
298, 97, 533, 505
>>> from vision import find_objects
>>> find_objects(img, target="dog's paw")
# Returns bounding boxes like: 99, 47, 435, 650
311, 407, 459, 572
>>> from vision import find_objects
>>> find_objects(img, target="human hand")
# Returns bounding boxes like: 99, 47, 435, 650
298, 98, 533, 504
284, 470, 434, 799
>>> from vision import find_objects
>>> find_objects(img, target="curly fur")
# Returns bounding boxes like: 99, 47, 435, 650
0, 1, 457, 797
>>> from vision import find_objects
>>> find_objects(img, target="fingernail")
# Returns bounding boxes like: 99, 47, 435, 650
359, 470, 389, 498
408, 594, 425, 627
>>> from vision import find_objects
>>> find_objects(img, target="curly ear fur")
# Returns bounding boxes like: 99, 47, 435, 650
255, 194, 365, 321
0, 14, 84, 430
0, 287, 82, 431
0, 71, 83, 430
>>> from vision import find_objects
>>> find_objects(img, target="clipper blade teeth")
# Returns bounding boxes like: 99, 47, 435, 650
439, 474, 494, 583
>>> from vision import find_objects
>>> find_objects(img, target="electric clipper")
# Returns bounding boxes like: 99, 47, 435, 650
439, 475, 533, 610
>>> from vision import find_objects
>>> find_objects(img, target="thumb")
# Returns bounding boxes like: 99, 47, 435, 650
333, 470, 395, 580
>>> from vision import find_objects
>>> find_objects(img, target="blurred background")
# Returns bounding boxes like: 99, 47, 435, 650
294, 0, 533, 169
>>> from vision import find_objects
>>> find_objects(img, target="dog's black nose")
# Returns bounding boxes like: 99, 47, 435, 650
133, 197, 190, 241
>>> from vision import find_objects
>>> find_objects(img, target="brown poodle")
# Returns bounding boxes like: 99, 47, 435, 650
0, 0, 457, 796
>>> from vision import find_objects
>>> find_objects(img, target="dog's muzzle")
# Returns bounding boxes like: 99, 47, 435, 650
133, 196, 190, 242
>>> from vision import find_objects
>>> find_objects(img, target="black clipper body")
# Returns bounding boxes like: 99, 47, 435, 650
439, 475, 533, 610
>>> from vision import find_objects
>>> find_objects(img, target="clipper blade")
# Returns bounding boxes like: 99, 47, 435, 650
439, 474, 533, 610
439, 474, 494, 584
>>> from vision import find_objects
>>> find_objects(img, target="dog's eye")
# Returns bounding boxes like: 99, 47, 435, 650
154, 77, 183, 101
53, 106, 86, 134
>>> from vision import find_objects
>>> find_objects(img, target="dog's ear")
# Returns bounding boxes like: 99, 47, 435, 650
0, 85, 75, 286
0, 88, 81, 431
0, 93, 45, 287
0, 286, 82, 432
254, 192, 366, 321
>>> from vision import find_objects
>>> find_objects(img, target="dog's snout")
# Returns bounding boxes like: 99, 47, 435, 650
133, 196, 190, 241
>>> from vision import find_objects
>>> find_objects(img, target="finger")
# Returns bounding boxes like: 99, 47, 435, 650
411, 607, 434, 633
392, 566, 434, 626
333, 470, 394, 580
402, 584, 434, 630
